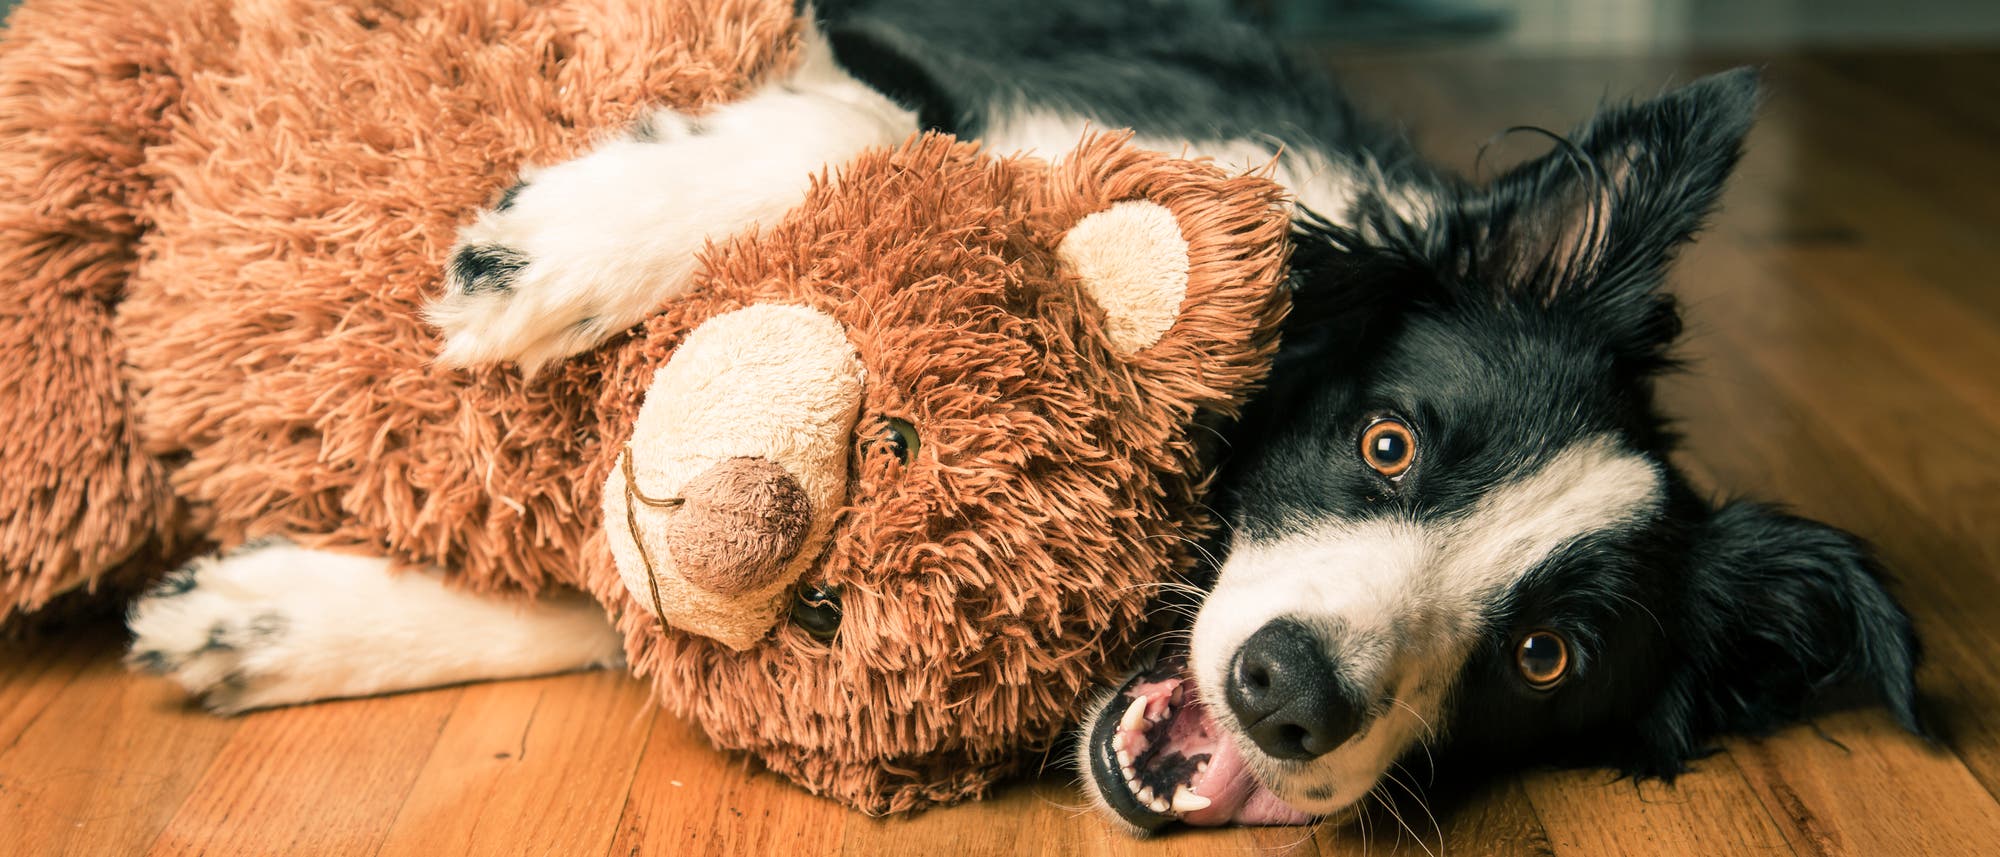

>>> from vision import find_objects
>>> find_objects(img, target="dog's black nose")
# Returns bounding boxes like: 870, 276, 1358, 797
1225, 620, 1362, 761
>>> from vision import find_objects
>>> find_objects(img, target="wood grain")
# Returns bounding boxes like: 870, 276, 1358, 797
144, 690, 461, 856
375, 671, 654, 857
0, 629, 240, 857
2, 46, 1997, 857
607, 710, 848, 857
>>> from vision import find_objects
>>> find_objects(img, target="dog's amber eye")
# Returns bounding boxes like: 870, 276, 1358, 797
1516, 630, 1570, 690
1359, 418, 1417, 479
874, 417, 920, 464
793, 583, 842, 642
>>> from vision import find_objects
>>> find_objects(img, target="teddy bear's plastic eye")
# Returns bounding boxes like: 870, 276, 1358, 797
881, 417, 920, 464
793, 583, 842, 641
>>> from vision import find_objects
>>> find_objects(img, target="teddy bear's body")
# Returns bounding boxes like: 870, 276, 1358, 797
2, 0, 806, 617
0, 0, 1290, 812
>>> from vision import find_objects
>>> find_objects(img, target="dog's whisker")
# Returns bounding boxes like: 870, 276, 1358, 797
1374, 773, 1436, 857
1389, 697, 1440, 774
1387, 762, 1446, 857
1139, 532, 1225, 571
1606, 588, 1669, 637
1361, 784, 1384, 857
1266, 820, 1323, 856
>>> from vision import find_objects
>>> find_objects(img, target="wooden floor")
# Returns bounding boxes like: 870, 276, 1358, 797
5, 47, 2000, 857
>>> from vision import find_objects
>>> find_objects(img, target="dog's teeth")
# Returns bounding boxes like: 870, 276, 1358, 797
1136, 785, 1156, 805
1122, 763, 1138, 783
1117, 749, 1133, 769
1172, 788, 1212, 813
1120, 697, 1148, 732
1197, 760, 1210, 774
1150, 796, 1170, 814
1113, 732, 1126, 752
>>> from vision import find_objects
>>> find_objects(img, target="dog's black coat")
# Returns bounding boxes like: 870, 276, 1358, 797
813, 0, 1428, 180
814, 0, 1923, 822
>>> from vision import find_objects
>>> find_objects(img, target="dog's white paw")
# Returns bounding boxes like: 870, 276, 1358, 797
127, 540, 625, 714
427, 29, 920, 376
125, 544, 320, 714
427, 116, 718, 377
427, 97, 873, 375
628, 108, 708, 144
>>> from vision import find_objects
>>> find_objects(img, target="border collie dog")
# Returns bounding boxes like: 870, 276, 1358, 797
147, 0, 1920, 834
772, 1, 1920, 833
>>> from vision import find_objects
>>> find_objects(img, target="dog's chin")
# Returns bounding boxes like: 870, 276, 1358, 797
1080, 649, 1317, 832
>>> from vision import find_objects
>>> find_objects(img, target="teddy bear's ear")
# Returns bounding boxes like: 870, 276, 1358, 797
1036, 134, 1293, 415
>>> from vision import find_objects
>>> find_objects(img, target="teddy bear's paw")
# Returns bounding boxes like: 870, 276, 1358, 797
126, 539, 625, 715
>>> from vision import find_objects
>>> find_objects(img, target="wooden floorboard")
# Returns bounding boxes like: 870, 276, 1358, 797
375, 672, 654, 857
1819, 49, 2000, 144
2, 46, 1996, 856
0, 629, 242, 857
145, 689, 461, 856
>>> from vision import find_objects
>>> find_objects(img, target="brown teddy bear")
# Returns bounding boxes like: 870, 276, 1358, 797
0, 0, 1290, 812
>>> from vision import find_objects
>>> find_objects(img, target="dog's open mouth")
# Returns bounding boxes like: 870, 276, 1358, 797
1087, 650, 1314, 830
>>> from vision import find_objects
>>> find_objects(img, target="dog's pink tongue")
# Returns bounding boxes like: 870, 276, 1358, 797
1176, 726, 1315, 827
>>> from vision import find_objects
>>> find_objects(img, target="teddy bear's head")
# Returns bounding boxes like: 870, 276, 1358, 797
582, 133, 1289, 813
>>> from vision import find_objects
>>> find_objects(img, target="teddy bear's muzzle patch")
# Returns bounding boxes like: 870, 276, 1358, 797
602, 304, 864, 650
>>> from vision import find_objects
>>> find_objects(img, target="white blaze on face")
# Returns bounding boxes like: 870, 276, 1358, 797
602, 304, 863, 650
1188, 434, 1665, 812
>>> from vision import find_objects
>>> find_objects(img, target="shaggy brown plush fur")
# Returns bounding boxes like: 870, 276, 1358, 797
0, 0, 1290, 812
1, 0, 801, 618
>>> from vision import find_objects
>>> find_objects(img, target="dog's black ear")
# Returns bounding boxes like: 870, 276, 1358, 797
1471, 68, 1761, 368
1631, 501, 1922, 775
1273, 219, 1429, 373
813, 4, 960, 133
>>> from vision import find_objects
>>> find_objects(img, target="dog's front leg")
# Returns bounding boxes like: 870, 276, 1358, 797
125, 539, 625, 714
426, 25, 918, 375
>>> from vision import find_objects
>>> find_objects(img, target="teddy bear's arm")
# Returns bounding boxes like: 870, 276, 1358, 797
426, 24, 918, 376
125, 540, 624, 714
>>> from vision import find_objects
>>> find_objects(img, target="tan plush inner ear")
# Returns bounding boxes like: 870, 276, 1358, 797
1056, 200, 1190, 355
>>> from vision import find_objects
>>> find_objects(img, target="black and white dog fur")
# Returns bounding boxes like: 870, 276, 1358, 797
127, 0, 1921, 833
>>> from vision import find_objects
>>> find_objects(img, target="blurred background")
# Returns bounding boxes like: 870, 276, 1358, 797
10, 0, 2000, 50
11, 0, 2000, 50
1244, 0, 2000, 50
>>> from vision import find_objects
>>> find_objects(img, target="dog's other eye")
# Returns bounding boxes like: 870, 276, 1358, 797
878, 417, 920, 464
1516, 630, 1570, 690
793, 583, 842, 641
1359, 417, 1417, 479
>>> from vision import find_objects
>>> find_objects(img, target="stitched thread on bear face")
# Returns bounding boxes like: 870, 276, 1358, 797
620, 444, 684, 635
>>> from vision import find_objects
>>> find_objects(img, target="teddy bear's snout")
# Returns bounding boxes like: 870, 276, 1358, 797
656, 456, 813, 597
602, 303, 864, 650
